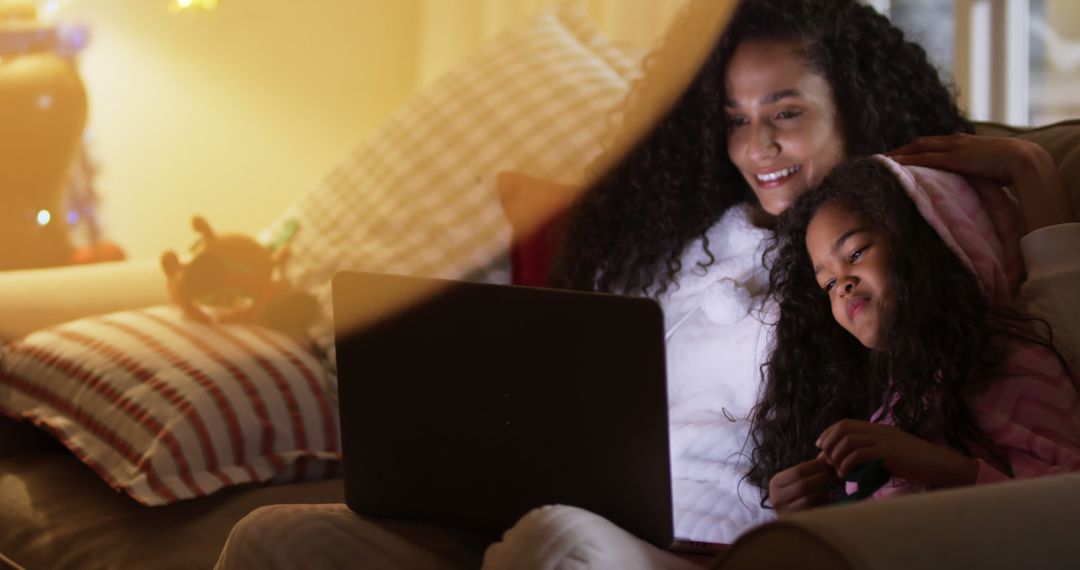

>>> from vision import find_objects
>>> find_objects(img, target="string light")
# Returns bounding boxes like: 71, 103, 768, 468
37, 209, 52, 226
168, 0, 220, 14
37, 0, 80, 23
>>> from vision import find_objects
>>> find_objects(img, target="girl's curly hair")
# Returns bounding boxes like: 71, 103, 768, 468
747, 157, 1058, 501
550, 0, 972, 296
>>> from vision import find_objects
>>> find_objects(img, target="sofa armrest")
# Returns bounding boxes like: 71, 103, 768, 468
0, 258, 168, 343
717, 473, 1080, 570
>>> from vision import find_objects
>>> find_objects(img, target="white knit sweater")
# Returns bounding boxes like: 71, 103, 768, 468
655, 203, 777, 543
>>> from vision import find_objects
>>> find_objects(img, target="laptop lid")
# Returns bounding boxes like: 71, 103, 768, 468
332, 270, 674, 547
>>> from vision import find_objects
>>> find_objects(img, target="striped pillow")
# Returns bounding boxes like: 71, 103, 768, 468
0, 306, 339, 506
259, 1, 638, 353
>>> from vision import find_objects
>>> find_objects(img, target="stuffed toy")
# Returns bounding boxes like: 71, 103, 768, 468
160, 216, 318, 335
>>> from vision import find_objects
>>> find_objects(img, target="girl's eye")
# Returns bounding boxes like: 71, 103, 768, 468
776, 109, 802, 120
823, 278, 836, 293
727, 116, 748, 129
850, 245, 869, 263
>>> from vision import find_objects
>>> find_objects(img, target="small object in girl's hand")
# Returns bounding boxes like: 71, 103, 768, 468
836, 458, 890, 503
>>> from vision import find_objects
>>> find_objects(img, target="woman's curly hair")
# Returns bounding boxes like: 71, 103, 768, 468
747, 157, 1058, 502
550, 0, 972, 296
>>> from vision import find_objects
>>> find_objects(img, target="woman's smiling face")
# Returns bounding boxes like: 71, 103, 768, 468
725, 40, 846, 216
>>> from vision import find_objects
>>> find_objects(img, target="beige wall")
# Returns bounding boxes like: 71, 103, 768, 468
57, 0, 684, 260
1046, 0, 1080, 38
62, 0, 422, 259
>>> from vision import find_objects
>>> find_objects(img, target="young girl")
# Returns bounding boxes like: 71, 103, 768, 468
751, 155, 1080, 513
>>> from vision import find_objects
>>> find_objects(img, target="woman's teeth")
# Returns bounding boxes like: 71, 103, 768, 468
756, 165, 801, 183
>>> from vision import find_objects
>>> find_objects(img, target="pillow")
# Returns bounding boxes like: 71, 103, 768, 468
258, 1, 638, 349
495, 171, 579, 287
0, 306, 339, 506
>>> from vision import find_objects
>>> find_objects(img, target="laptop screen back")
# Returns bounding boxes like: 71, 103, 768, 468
332, 271, 674, 547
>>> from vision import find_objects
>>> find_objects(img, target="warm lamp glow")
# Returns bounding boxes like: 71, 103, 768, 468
37, 209, 52, 226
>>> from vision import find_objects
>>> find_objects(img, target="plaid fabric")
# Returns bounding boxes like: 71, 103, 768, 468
258, 2, 638, 353
557, 3, 643, 82
0, 306, 339, 506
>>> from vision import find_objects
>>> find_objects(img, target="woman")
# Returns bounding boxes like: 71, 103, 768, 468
217, 0, 1079, 567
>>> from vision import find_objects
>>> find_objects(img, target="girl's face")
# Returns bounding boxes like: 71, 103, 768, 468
805, 201, 893, 349
725, 40, 846, 216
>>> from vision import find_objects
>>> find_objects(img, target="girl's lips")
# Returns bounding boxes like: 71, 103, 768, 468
847, 296, 869, 321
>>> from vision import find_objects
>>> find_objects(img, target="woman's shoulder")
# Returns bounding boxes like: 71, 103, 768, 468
708, 202, 770, 240
697, 203, 772, 269
663, 203, 771, 298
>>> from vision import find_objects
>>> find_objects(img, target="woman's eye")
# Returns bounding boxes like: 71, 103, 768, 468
776, 109, 802, 120
727, 116, 748, 128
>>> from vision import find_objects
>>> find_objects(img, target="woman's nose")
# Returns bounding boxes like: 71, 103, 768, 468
748, 123, 780, 161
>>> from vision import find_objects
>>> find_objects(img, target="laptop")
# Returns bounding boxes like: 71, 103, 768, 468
332, 270, 724, 552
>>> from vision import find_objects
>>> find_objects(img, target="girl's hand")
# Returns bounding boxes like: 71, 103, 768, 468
816, 419, 980, 489
888, 133, 1074, 230
768, 457, 835, 514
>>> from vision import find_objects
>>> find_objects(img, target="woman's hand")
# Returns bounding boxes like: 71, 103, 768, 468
816, 419, 979, 489
889, 133, 1074, 231
768, 457, 835, 514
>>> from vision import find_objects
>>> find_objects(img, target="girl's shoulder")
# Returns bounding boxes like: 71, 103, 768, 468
973, 339, 1079, 425
970, 338, 1080, 472
995, 339, 1074, 382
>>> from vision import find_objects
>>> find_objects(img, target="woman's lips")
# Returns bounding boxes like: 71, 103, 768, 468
753, 165, 801, 190
847, 296, 869, 321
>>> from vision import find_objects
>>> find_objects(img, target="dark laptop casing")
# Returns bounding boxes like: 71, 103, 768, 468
332, 270, 673, 547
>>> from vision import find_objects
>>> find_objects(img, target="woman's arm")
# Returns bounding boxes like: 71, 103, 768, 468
888, 133, 1075, 231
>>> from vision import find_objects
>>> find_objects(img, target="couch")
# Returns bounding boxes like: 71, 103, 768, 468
2, 2, 1079, 568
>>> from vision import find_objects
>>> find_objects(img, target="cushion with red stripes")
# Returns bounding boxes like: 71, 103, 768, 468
0, 305, 340, 506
